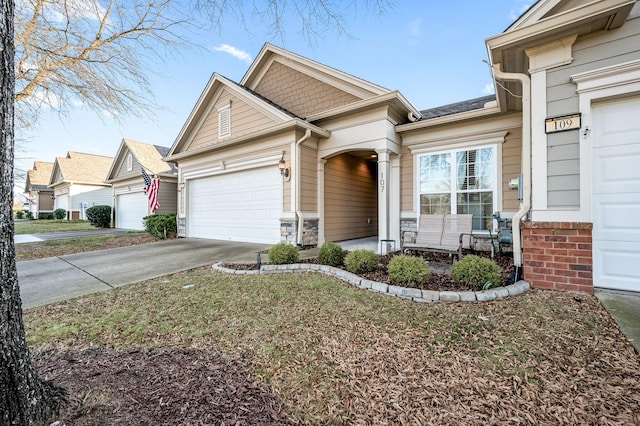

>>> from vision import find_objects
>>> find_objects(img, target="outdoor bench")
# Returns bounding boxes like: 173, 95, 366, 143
402, 214, 473, 261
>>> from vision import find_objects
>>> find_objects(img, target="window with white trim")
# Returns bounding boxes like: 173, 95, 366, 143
418, 145, 497, 231
126, 153, 133, 172
218, 104, 231, 139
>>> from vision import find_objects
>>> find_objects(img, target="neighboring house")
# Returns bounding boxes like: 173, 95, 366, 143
105, 139, 178, 230
165, 0, 640, 294
23, 161, 54, 218
49, 151, 114, 220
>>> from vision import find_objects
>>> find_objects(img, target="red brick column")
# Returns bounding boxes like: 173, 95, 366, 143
521, 221, 593, 293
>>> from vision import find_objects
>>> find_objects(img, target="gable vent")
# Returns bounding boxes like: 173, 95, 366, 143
218, 103, 231, 139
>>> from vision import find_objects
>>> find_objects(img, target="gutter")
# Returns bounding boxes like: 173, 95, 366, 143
491, 63, 531, 271
294, 129, 312, 245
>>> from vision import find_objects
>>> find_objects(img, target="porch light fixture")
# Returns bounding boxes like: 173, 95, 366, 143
278, 152, 289, 178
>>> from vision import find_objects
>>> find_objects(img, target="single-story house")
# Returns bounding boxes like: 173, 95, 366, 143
105, 138, 177, 230
49, 151, 114, 220
23, 160, 54, 218
165, 0, 640, 294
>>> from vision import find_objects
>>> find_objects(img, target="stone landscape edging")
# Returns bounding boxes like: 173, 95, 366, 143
211, 262, 530, 303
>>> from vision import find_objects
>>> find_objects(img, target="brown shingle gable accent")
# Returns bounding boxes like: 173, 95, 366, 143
254, 61, 361, 119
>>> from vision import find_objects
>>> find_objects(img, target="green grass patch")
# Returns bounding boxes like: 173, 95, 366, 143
14, 219, 95, 234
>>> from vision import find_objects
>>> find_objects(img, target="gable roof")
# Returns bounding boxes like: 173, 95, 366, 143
241, 43, 390, 100
167, 72, 299, 157
24, 161, 54, 192
49, 151, 114, 186
106, 139, 176, 182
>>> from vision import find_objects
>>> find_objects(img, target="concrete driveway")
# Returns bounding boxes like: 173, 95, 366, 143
18, 238, 269, 310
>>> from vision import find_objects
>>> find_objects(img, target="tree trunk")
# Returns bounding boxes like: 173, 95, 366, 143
0, 1, 66, 424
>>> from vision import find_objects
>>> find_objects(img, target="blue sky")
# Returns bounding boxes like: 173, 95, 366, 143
16, 0, 532, 188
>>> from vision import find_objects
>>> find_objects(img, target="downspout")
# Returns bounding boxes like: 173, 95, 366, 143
295, 129, 312, 245
492, 63, 531, 272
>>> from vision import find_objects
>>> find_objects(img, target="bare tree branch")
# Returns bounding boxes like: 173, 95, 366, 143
14, 0, 190, 127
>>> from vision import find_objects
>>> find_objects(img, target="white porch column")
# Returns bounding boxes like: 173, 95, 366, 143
390, 154, 401, 251
317, 159, 326, 246
377, 149, 391, 254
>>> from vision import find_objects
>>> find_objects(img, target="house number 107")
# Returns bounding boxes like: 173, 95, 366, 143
380, 172, 385, 192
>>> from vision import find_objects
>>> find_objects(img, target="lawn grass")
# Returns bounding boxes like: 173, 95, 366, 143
15, 234, 156, 261
24, 268, 640, 424
14, 219, 95, 234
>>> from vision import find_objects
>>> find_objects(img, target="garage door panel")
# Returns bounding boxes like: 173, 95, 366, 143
594, 241, 640, 292
593, 193, 640, 243
593, 97, 640, 291
187, 167, 282, 244
593, 144, 640, 194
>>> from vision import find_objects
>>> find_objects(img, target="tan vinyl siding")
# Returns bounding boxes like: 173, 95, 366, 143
545, 9, 640, 207
300, 144, 317, 211
324, 153, 377, 242
400, 146, 413, 212
157, 182, 178, 215
254, 61, 361, 118
188, 89, 276, 152
283, 149, 292, 213
502, 128, 522, 212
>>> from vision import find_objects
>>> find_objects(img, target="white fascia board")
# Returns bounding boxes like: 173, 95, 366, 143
487, 0, 636, 52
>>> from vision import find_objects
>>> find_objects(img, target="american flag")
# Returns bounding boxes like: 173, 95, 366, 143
141, 168, 160, 213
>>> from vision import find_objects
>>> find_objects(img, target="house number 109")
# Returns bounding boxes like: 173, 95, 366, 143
545, 113, 581, 134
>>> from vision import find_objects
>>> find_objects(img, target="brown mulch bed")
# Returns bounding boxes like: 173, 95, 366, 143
35, 348, 297, 425
224, 250, 515, 292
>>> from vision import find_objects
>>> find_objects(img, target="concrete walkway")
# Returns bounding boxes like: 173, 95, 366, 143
595, 289, 640, 353
18, 238, 269, 309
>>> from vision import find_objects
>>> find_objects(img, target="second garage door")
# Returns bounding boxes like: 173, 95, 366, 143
187, 167, 282, 244
592, 96, 640, 292
117, 192, 149, 230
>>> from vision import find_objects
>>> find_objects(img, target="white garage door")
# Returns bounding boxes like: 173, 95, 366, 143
116, 192, 149, 230
187, 166, 282, 244
592, 96, 640, 292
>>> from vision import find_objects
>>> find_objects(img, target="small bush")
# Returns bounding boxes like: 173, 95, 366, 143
53, 208, 66, 220
318, 242, 344, 267
452, 255, 501, 290
345, 249, 379, 274
144, 214, 177, 239
15, 211, 24, 219
25, 211, 33, 220
388, 255, 430, 286
268, 242, 299, 265
86, 205, 112, 228
40, 213, 53, 220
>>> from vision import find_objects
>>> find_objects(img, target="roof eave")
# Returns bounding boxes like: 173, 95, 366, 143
164, 119, 330, 163
306, 91, 421, 123
396, 103, 502, 133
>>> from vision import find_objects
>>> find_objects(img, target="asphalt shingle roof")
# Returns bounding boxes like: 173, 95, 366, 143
419, 95, 496, 120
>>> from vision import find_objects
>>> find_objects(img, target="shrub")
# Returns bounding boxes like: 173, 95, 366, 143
86, 205, 112, 228
53, 208, 66, 220
25, 211, 33, 220
317, 242, 344, 267
40, 213, 53, 220
144, 214, 177, 239
345, 249, 379, 274
452, 255, 501, 290
15, 211, 24, 219
268, 242, 299, 265
388, 255, 430, 287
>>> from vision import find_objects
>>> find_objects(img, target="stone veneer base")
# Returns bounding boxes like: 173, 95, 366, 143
211, 263, 530, 303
